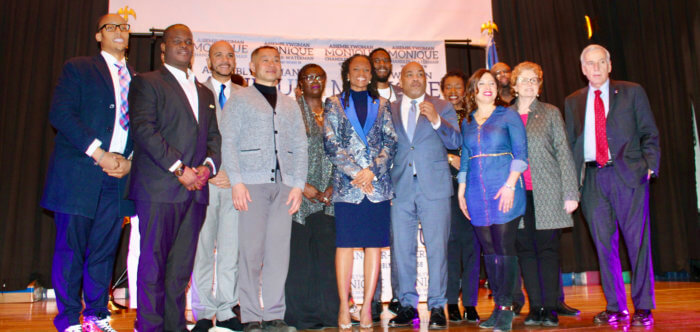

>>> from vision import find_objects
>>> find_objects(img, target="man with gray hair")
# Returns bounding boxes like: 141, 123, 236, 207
564, 44, 660, 327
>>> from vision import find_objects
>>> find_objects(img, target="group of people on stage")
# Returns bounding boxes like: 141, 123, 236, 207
42, 13, 660, 332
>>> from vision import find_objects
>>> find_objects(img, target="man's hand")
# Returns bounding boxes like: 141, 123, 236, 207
303, 183, 320, 203
103, 154, 131, 178
286, 187, 303, 215
209, 169, 231, 189
194, 165, 211, 189
177, 166, 200, 191
419, 101, 439, 125
448, 153, 460, 170
232, 183, 251, 211
564, 200, 578, 214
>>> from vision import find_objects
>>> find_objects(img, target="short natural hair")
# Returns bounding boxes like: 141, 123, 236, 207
510, 61, 544, 94
440, 70, 467, 92
251, 46, 279, 61
580, 44, 611, 63
369, 47, 391, 60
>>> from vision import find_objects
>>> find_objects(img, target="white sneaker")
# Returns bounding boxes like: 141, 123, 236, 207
64, 325, 82, 332
83, 316, 117, 332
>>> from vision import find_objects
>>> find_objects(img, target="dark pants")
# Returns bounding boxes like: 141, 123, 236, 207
446, 184, 481, 306
285, 212, 339, 329
475, 218, 519, 307
52, 175, 123, 332
582, 165, 655, 312
135, 199, 206, 332
516, 191, 562, 310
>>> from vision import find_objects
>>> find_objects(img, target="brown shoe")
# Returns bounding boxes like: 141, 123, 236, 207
631, 310, 654, 326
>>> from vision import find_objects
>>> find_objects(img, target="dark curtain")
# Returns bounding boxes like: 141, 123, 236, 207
493, 0, 700, 273
0, 0, 109, 290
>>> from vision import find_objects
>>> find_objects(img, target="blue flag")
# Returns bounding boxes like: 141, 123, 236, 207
486, 37, 499, 70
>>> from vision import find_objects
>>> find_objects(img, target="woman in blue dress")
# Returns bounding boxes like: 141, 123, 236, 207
323, 54, 397, 330
457, 69, 528, 332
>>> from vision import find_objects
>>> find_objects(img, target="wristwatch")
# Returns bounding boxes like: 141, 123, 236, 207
174, 164, 185, 177
203, 162, 214, 178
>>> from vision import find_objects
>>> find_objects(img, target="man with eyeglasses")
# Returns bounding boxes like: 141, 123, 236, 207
190, 40, 243, 332
127, 23, 221, 332
41, 13, 133, 332
490, 62, 514, 104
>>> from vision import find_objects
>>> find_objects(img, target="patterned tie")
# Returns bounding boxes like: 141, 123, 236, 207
219, 83, 227, 109
114, 63, 130, 130
407, 100, 418, 141
594, 90, 609, 166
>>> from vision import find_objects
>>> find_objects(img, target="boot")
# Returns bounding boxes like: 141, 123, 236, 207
493, 255, 518, 332
479, 255, 501, 328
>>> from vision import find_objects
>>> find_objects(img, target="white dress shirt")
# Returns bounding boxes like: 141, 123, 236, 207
583, 79, 612, 162
378, 85, 398, 103
400, 94, 441, 132
84, 51, 130, 156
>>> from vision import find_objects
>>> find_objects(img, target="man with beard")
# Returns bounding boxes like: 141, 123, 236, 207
128, 23, 221, 332
191, 40, 243, 332
490, 62, 514, 104
370, 48, 403, 103
42, 13, 133, 332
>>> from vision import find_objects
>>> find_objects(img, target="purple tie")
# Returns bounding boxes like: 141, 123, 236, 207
115, 63, 130, 130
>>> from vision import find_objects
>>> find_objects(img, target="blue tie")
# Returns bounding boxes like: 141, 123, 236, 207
218, 84, 227, 109
407, 100, 417, 141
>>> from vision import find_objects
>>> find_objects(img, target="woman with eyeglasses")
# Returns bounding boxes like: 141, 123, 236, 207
509, 61, 579, 327
457, 68, 527, 332
284, 64, 339, 330
324, 54, 396, 330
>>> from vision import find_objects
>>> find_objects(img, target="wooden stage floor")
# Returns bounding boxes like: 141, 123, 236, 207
0, 282, 698, 331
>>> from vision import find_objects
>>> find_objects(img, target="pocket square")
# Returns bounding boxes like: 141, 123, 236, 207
209, 104, 215, 109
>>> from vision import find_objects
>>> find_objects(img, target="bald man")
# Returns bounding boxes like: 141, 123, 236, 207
190, 40, 243, 332
387, 62, 460, 329
42, 13, 134, 332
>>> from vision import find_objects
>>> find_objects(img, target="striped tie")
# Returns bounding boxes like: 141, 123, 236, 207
115, 63, 130, 130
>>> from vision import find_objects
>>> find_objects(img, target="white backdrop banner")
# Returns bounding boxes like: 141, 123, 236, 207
109, 0, 492, 44
191, 31, 447, 99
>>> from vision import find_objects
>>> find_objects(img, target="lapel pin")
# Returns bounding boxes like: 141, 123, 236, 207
209, 104, 215, 109
614, 89, 619, 95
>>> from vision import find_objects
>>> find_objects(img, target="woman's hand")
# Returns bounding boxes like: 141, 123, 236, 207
320, 186, 333, 206
494, 185, 515, 213
303, 183, 320, 202
564, 200, 578, 214
458, 183, 470, 219
351, 168, 375, 194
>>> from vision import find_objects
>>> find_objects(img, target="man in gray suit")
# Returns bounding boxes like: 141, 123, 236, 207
191, 40, 243, 332
221, 46, 308, 332
387, 62, 461, 329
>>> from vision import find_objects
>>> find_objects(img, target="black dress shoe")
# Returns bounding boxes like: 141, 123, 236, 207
232, 304, 242, 319
523, 307, 543, 326
218, 316, 244, 331
387, 297, 402, 315
447, 304, 462, 322
593, 310, 630, 324
428, 307, 447, 329
556, 301, 580, 316
631, 309, 654, 326
388, 305, 418, 327
512, 302, 523, 316
464, 306, 480, 322
541, 309, 559, 327
192, 319, 214, 332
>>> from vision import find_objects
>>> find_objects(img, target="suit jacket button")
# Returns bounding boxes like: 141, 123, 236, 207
409, 163, 412, 167
410, 146, 414, 150
274, 130, 278, 134
271, 177, 275, 181
271, 169, 275, 173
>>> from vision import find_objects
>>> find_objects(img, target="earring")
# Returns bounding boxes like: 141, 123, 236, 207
536, 93, 540, 97
368, 80, 371, 83
515, 92, 519, 97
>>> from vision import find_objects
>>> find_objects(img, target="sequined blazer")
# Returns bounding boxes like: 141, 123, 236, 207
323, 93, 397, 204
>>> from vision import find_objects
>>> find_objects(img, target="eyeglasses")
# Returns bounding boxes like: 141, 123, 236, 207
494, 70, 510, 77
98, 23, 130, 32
302, 75, 325, 83
516, 77, 541, 85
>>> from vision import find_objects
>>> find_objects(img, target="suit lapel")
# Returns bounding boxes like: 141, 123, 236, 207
576, 88, 587, 136
343, 93, 368, 145
608, 80, 619, 121
94, 55, 115, 103
391, 97, 408, 142
196, 81, 214, 132
362, 96, 380, 137
160, 67, 198, 125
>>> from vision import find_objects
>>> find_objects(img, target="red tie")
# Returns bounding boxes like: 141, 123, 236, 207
594, 90, 609, 166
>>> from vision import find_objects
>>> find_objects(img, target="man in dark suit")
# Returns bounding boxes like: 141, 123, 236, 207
41, 13, 133, 332
564, 44, 660, 327
127, 23, 221, 332
387, 62, 461, 329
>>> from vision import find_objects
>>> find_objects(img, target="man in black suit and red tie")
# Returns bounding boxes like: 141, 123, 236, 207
127, 23, 221, 332
564, 44, 660, 327
42, 13, 134, 332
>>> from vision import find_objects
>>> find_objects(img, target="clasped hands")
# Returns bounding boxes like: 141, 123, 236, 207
351, 168, 375, 194
303, 183, 333, 206
177, 165, 210, 191
94, 149, 131, 178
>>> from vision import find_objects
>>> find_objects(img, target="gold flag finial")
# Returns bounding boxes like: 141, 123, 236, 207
117, 6, 136, 22
480, 20, 499, 36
